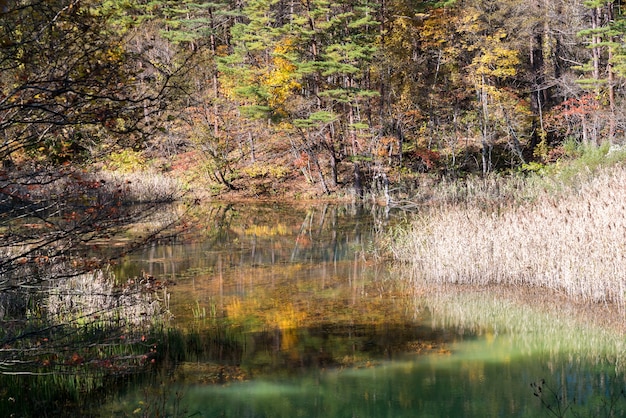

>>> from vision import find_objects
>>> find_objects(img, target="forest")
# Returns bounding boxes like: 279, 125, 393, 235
4, 1, 626, 415
3, 0, 626, 200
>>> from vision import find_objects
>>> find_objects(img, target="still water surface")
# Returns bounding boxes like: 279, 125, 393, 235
106, 203, 626, 417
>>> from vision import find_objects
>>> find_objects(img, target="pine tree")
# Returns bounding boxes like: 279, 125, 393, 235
220, 0, 381, 193
576, 0, 624, 142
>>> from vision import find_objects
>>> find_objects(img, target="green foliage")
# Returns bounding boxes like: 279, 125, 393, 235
570, 141, 610, 162
240, 104, 272, 120
540, 142, 624, 188
105, 149, 147, 172
241, 163, 291, 180
294, 111, 338, 128
434, 0, 459, 6
7, 0, 626, 195
562, 137, 584, 158
533, 132, 549, 162
520, 161, 547, 174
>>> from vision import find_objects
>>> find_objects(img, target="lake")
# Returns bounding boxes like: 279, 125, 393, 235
100, 202, 626, 417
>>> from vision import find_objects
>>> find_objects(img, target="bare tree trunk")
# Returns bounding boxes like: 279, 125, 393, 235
208, 6, 220, 139
353, 162, 363, 199
313, 154, 329, 194
607, 1, 616, 141
245, 131, 254, 163
479, 76, 491, 175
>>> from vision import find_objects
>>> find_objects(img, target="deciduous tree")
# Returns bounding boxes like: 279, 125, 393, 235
0, 0, 185, 291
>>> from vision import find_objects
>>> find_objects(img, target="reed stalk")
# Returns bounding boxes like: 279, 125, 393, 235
94, 170, 185, 204
390, 164, 626, 309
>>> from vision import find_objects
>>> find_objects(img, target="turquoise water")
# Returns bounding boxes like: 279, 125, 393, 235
106, 325, 626, 417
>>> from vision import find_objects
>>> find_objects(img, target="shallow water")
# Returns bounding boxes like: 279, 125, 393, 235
103, 203, 626, 417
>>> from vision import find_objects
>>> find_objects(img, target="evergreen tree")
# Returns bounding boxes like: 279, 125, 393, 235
577, 0, 624, 142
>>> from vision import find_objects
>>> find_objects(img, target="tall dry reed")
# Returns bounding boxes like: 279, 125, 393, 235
95, 170, 185, 203
391, 165, 626, 308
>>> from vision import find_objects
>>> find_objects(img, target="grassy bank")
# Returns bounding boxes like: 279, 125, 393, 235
389, 152, 626, 309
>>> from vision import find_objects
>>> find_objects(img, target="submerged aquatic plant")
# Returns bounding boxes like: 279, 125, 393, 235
0, 269, 170, 416
531, 379, 573, 418
531, 377, 626, 417
46, 270, 161, 326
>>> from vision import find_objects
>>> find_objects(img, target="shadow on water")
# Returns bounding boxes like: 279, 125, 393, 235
100, 296, 626, 418
137, 286, 626, 418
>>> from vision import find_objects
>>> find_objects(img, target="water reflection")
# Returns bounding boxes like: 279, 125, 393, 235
103, 203, 626, 417
419, 286, 626, 372
114, 203, 388, 280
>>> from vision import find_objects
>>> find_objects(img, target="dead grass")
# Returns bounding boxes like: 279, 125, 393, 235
390, 164, 626, 309
96, 170, 185, 203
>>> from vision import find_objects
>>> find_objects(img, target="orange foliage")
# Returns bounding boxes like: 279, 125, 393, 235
558, 94, 600, 118
171, 151, 201, 172
293, 151, 310, 169
375, 136, 397, 158
405, 148, 441, 170
68, 353, 83, 365
545, 94, 601, 139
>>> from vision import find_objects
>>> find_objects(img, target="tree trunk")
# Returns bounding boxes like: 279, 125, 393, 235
607, 1, 616, 141
312, 154, 329, 194
479, 76, 491, 175
353, 162, 363, 199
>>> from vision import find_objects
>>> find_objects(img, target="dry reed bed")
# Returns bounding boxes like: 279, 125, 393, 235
95, 170, 185, 203
391, 166, 626, 308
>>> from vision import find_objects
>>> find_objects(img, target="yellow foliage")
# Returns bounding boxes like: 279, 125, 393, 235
375, 136, 397, 158
389, 14, 422, 51
241, 162, 291, 179
457, 10, 483, 44
225, 298, 244, 320
225, 297, 262, 321
268, 302, 307, 350
105, 149, 146, 172
271, 303, 307, 330
262, 39, 301, 110
215, 45, 229, 57
471, 32, 519, 79
234, 223, 290, 237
